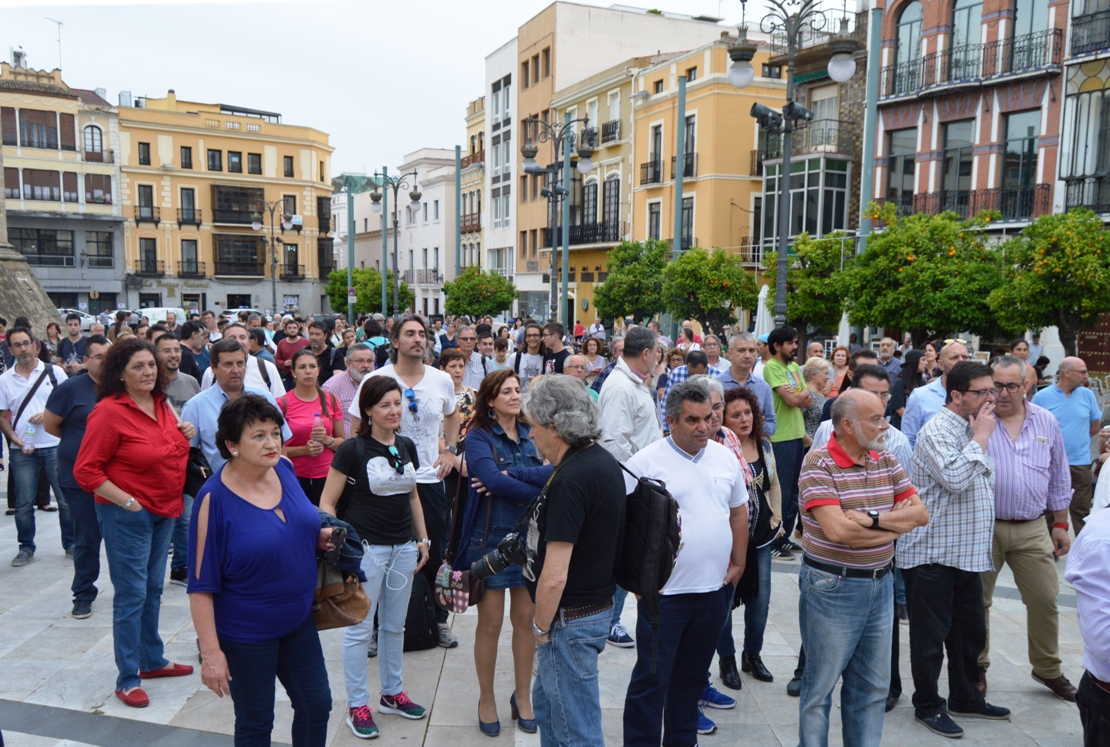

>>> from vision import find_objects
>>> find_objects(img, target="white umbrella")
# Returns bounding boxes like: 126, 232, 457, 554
754, 284, 774, 338
836, 312, 851, 348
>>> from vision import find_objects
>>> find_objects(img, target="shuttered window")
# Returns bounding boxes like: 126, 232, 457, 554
59, 113, 75, 151
85, 174, 112, 204
3, 168, 19, 199
62, 172, 78, 202
0, 108, 16, 146
19, 110, 58, 149
22, 169, 60, 200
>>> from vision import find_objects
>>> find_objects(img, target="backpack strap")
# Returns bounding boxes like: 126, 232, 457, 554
257, 355, 272, 390
278, 395, 288, 417
513, 350, 523, 374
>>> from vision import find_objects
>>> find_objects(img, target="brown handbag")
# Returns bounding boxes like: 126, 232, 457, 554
313, 560, 370, 630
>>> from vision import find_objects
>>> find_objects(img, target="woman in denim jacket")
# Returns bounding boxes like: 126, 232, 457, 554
455, 369, 553, 736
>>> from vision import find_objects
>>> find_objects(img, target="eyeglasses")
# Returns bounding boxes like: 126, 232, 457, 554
964, 388, 995, 397
404, 388, 418, 414
458, 336, 476, 342
8, 340, 33, 350
387, 444, 405, 475
991, 382, 1023, 394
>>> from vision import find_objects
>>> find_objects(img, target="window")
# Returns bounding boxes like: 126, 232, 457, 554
762, 64, 783, 78
320, 160, 325, 182
1, 107, 16, 146
887, 129, 917, 211
650, 124, 663, 161
648, 202, 661, 240
10, 228, 74, 266
810, 85, 839, 122
248, 153, 261, 174
941, 120, 976, 216
138, 184, 154, 208
686, 66, 698, 82
140, 237, 158, 268
22, 169, 60, 201
3, 167, 18, 199
502, 82, 511, 121
522, 61, 530, 88
228, 151, 242, 173
603, 175, 620, 227
86, 231, 113, 268
59, 114, 75, 151
284, 155, 294, 177
283, 195, 297, 217
530, 229, 538, 256
895, 2, 924, 93
493, 188, 502, 227
582, 181, 598, 224
1002, 110, 1041, 217
533, 54, 540, 84
181, 239, 198, 273
138, 142, 151, 165
180, 146, 193, 169
83, 126, 103, 156
542, 47, 551, 78
181, 188, 196, 220
433, 199, 439, 220
212, 185, 264, 223
502, 192, 511, 227
423, 203, 428, 222
653, 80, 664, 94
19, 110, 58, 149
950, 0, 983, 79
63, 172, 78, 203
492, 136, 502, 177
208, 149, 222, 171
85, 174, 112, 203
1013, 0, 1048, 41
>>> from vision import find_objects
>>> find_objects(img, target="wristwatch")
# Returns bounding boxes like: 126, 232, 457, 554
416, 537, 430, 546
532, 619, 551, 637
123, 497, 136, 510
445, 444, 458, 455
867, 510, 881, 529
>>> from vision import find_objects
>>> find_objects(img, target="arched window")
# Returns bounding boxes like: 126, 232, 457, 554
894, 1, 923, 94
83, 125, 103, 158
950, 0, 983, 80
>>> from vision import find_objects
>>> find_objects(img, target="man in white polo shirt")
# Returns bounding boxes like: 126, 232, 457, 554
622, 379, 749, 746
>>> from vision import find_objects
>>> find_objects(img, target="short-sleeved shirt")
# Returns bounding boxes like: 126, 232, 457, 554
1032, 384, 1101, 466
57, 336, 86, 369
44, 371, 98, 490
165, 373, 201, 411
762, 358, 806, 443
0, 362, 68, 449
330, 434, 419, 545
349, 365, 456, 484
543, 348, 570, 375
187, 458, 319, 643
799, 434, 915, 568
181, 384, 293, 472
278, 390, 344, 479
524, 443, 625, 608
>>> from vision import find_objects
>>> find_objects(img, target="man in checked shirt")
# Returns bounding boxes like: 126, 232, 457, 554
898, 361, 1011, 738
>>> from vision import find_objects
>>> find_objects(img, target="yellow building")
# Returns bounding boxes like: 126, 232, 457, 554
462, 97, 485, 272
118, 90, 333, 316
631, 37, 786, 272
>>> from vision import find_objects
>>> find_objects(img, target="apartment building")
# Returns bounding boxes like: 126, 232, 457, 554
1, 58, 124, 316
118, 90, 333, 315
462, 97, 486, 273
484, 37, 520, 315
1060, 0, 1110, 213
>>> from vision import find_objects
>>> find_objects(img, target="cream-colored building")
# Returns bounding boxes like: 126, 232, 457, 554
462, 97, 485, 274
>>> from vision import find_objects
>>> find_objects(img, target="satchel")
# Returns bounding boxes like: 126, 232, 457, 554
435, 461, 489, 613
167, 401, 213, 497
313, 560, 370, 630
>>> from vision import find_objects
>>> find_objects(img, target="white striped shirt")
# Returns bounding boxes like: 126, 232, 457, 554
987, 401, 1072, 521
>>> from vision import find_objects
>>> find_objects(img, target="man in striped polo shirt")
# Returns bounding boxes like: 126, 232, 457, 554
797, 389, 929, 747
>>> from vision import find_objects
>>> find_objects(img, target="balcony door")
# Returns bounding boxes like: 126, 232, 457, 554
138, 185, 154, 220
941, 120, 976, 217
140, 237, 157, 273
181, 188, 196, 222
650, 124, 662, 166
950, 0, 983, 80
886, 128, 917, 213
1002, 110, 1040, 218
895, 2, 923, 93
1012, 0, 1049, 69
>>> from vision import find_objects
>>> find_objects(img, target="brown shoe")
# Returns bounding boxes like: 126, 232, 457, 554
1032, 672, 1077, 702
977, 666, 987, 695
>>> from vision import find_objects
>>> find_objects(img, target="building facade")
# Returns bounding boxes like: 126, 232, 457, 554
395, 148, 457, 318
1, 59, 125, 316
484, 37, 520, 316
1061, 0, 1110, 212
118, 90, 333, 316
462, 97, 486, 274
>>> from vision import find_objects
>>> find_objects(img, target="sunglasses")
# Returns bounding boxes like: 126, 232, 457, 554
405, 388, 418, 414
943, 338, 968, 345
387, 444, 405, 475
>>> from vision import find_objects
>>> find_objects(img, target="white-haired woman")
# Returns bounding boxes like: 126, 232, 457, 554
801, 357, 832, 448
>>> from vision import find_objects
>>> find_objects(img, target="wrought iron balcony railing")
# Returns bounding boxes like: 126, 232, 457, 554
1072, 9, 1110, 55
177, 260, 206, 277
1065, 176, 1110, 212
136, 258, 164, 277
134, 205, 160, 226
671, 152, 697, 179
177, 208, 202, 227
601, 119, 621, 143
640, 160, 663, 185
544, 220, 623, 247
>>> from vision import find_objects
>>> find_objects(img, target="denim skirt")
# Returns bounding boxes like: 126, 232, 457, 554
459, 493, 529, 590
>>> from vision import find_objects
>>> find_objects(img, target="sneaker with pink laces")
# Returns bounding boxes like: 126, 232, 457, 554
346, 705, 379, 739
379, 691, 427, 720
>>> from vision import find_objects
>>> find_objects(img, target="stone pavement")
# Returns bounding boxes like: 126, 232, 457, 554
0, 504, 1087, 746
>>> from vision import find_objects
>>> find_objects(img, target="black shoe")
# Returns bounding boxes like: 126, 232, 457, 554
71, 600, 92, 619
896, 603, 908, 622
741, 652, 773, 682
719, 655, 742, 690
169, 567, 187, 587
771, 547, 795, 560
885, 695, 898, 712
783, 540, 803, 553
948, 702, 1010, 721
786, 675, 802, 697
916, 712, 964, 738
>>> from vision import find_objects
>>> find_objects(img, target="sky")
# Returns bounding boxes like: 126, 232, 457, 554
0, 0, 751, 177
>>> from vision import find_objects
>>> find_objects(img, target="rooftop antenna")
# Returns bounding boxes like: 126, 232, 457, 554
46, 17, 62, 70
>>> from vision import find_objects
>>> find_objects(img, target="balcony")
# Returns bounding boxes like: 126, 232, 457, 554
461, 213, 481, 233
544, 220, 623, 247
764, 120, 857, 159
461, 149, 485, 168
913, 184, 1051, 220
983, 29, 1063, 76
671, 152, 698, 179
921, 43, 984, 87
1072, 9, 1110, 55
640, 160, 663, 185
666, 236, 699, 251
736, 236, 764, 266
214, 259, 265, 276
1065, 176, 1110, 212
318, 238, 335, 275
136, 258, 164, 277
82, 149, 114, 164
404, 269, 443, 284
884, 193, 916, 215
134, 205, 160, 226
751, 149, 765, 177
211, 208, 254, 224
913, 190, 974, 219
177, 260, 206, 277
601, 119, 621, 143
280, 264, 305, 280
880, 59, 922, 97
177, 208, 202, 227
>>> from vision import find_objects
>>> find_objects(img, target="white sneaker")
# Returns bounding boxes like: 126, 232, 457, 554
437, 622, 458, 648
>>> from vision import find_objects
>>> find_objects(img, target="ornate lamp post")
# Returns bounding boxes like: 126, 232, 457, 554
331, 174, 379, 324
369, 171, 421, 316
251, 200, 293, 317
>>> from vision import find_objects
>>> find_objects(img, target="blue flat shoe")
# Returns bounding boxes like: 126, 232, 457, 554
478, 701, 500, 737
510, 693, 537, 734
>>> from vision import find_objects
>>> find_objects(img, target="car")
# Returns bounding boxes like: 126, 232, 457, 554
137, 307, 187, 326
57, 309, 95, 332
222, 308, 271, 324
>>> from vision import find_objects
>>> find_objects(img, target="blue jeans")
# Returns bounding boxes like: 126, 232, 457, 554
717, 544, 773, 658
771, 439, 804, 541
624, 586, 732, 747
221, 613, 332, 747
171, 494, 194, 573
96, 502, 174, 691
11, 447, 72, 552
342, 542, 418, 706
798, 562, 893, 747
64, 485, 101, 602
533, 607, 610, 747
611, 585, 629, 627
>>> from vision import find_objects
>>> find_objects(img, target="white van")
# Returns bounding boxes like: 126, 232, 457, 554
139, 307, 188, 326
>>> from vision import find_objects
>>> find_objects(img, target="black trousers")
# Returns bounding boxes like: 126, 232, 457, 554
1078, 672, 1110, 747
417, 480, 449, 625
902, 564, 987, 718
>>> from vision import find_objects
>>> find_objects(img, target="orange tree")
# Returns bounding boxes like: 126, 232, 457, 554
661, 247, 758, 333
442, 266, 519, 318
988, 208, 1110, 357
593, 239, 669, 323
842, 202, 1010, 345
763, 230, 853, 352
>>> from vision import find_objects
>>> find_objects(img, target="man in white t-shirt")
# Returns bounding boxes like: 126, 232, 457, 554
349, 314, 461, 648
622, 379, 749, 747
512, 323, 545, 393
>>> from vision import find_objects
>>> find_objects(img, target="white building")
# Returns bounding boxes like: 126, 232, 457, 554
483, 37, 519, 316
394, 148, 457, 318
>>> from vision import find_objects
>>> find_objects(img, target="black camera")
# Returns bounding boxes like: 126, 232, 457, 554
470, 531, 529, 580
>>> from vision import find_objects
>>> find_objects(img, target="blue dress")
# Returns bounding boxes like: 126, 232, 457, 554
457, 422, 553, 590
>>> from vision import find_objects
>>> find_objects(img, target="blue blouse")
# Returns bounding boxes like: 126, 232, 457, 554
187, 458, 320, 643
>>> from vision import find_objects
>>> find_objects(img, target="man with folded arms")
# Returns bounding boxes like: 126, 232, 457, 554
797, 389, 928, 747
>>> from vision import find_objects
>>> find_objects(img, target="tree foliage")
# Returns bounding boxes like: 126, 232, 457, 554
662, 247, 759, 333
325, 268, 415, 317
988, 208, 1110, 357
763, 231, 853, 351
593, 239, 669, 323
443, 266, 519, 318
843, 202, 1010, 344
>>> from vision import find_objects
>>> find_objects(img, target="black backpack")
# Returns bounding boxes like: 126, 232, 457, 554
403, 571, 440, 652
616, 464, 681, 672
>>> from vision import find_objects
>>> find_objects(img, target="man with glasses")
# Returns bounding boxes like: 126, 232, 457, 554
976, 356, 1077, 702
703, 335, 728, 374
456, 325, 487, 390
512, 323, 545, 393
902, 341, 972, 448
323, 343, 377, 438
899, 362, 1011, 738
1033, 356, 1102, 535
561, 354, 598, 402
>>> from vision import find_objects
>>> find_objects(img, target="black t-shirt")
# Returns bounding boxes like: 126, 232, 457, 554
543, 348, 570, 375
57, 336, 86, 367
314, 346, 337, 385
331, 435, 420, 545
525, 443, 625, 608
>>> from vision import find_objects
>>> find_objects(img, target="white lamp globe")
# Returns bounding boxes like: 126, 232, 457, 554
370, 200, 382, 214
828, 53, 857, 83
729, 60, 755, 89
577, 157, 594, 175
251, 220, 262, 231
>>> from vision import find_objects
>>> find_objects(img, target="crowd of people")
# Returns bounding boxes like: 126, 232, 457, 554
0, 306, 1107, 747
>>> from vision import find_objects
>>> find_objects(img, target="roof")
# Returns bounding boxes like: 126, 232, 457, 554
72, 88, 111, 107
0, 79, 76, 99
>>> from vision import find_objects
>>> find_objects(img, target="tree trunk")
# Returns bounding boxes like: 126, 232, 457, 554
1057, 314, 1079, 358
796, 325, 812, 361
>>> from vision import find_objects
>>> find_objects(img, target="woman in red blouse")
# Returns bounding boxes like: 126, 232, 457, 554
74, 336, 196, 708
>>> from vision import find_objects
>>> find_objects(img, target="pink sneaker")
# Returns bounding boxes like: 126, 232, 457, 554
346, 705, 379, 739
379, 691, 427, 720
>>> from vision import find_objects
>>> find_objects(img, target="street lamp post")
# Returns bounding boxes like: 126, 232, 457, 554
331, 174, 379, 324
728, 0, 858, 328
520, 113, 595, 327
251, 200, 293, 318
369, 170, 421, 317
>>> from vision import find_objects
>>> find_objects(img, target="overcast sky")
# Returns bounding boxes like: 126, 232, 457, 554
1, 0, 752, 177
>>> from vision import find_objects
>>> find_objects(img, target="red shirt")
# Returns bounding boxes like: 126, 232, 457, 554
276, 337, 310, 371
74, 393, 190, 517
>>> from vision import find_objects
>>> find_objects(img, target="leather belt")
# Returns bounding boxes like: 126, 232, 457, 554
1092, 674, 1110, 695
559, 602, 613, 622
997, 518, 1038, 524
804, 556, 894, 580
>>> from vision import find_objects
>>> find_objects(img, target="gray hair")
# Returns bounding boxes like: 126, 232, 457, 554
346, 342, 373, 360
455, 324, 473, 336
802, 356, 832, 382
990, 354, 1026, 380
688, 373, 724, 400
728, 331, 755, 350
524, 375, 601, 447
665, 379, 712, 421
703, 334, 720, 347
623, 326, 657, 359
830, 389, 871, 433
248, 313, 262, 323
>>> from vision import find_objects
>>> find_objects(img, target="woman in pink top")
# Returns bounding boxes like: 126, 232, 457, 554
278, 348, 345, 506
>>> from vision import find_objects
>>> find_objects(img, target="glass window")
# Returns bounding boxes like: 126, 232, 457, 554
284, 155, 294, 177
228, 151, 242, 173
895, 2, 923, 93
941, 120, 976, 216
248, 153, 261, 174
83, 126, 103, 154
582, 182, 598, 224
208, 149, 222, 171
138, 142, 151, 165
887, 128, 918, 212
180, 146, 193, 169
648, 203, 661, 240
283, 195, 296, 216
86, 231, 113, 268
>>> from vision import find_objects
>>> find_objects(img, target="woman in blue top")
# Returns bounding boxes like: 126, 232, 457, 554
187, 395, 337, 747
456, 368, 553, 736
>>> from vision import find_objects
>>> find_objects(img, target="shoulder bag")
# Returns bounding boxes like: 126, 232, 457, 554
435, 464, 490, 614
314, 559, 370, 630
167, 400, 213, 497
